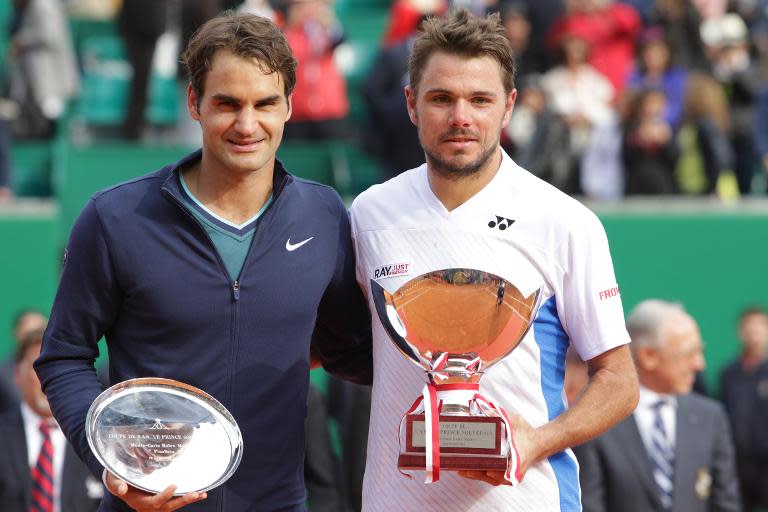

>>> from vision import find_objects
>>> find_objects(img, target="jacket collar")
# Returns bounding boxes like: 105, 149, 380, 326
160, 149, 292, 203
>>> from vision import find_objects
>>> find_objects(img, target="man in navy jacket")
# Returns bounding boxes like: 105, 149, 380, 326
35, 13, 372, 512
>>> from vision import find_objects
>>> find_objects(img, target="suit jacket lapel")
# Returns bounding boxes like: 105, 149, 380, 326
673, 396, 698, 507
619, 415, 664, 508
4, 409, 32, 496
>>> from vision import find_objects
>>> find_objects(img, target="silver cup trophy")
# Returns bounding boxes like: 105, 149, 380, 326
86, 378, 243, 495
371, 268, 540, 483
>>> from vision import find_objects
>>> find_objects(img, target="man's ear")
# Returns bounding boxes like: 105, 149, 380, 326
405, 86, 418, 126
187, 84, 200, 121
502, 88, 517, 128
635, 346, 659, 371
285, 94, 293, 122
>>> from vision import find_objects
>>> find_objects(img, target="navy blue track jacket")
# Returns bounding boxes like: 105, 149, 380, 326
35, 150, 372, 511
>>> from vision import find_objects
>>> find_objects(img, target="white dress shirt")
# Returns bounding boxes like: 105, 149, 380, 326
21, 402, 67, 512
633, 385, 678, 456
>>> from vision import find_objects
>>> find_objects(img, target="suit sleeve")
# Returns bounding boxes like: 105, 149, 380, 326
34, 199, 121, 478
573, 442, 608, 512
710, 404, 743, 512
311, 194, 373, 385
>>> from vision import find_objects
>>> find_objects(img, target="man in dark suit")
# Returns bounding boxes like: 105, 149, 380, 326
720, 306, 768, 511
575, 299, 741, 512
0, 329, 102, 512
0, 309, 47, 412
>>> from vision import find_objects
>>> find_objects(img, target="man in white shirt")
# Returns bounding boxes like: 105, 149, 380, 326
0, 330, 102, 512
575, 300, 742, 512
349, 9, 638, 511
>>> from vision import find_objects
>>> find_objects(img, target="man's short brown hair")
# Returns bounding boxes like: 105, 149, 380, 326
408, 9, 516, 94
182, 12, 298, 102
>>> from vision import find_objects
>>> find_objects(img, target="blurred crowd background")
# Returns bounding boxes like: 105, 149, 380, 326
1, 0, 768, 201
0, 0, 767, 511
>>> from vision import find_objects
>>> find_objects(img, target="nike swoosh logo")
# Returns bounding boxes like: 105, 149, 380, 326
285, 237, 314, 251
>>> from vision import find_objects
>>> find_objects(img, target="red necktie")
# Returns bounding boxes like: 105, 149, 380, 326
29, 420, 54, 512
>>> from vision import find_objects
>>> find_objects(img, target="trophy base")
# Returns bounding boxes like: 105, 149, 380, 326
398, 454, 509, 472
399, 413, 509, 472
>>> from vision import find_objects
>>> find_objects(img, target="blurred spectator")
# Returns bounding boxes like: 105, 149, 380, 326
503, 74, 571, 189
619, 0, 653, 22
622, 88, 679, 195
283, 0, 350, 140
0, 330, 102, 511
691, 0, 728, 20
720, 306, 768, 512
382, 0, 447, 48
575, 300, 742, 512
361, 33, 425, 178
580, 106, 623, 200
649, 0, 708, 70
0, 309, 47, 413
581, 83, 637, 200
675, 72, 738, 199
180, 1, 225, 57
700, 13, 762, 194
753, 87, 768, 193
0, 119, 12, 201
628, 26, 688, 129
117, 0, 169, 140
6, 0, 79, 139
449, 0, 500, 14
65, 0, 122, 19
237, 0, 278, 19
499, 1, 536, 76
521, 0, 565, 73
547, 0, 641, 99
541, 27, 615, 193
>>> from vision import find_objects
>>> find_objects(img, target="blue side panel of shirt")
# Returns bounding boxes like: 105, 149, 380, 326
533, 296, 582, 511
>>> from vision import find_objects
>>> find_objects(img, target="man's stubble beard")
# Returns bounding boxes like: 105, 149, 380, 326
423, 140, 499, 181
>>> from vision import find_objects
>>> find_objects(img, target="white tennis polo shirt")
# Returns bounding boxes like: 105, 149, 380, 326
349, 149, 630, 511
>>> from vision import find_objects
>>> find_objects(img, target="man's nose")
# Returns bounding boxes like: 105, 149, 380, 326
692, 351, 706, 372
449, 100, 471, 127
234, 108, 258, 134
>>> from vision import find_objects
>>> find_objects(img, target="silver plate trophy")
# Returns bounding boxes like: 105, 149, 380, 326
86, 378, 243, 495
371, 268, 540, 482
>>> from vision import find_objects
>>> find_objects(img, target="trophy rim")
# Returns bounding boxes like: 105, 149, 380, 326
86, 377, 243, 495
371, 268, 542, 374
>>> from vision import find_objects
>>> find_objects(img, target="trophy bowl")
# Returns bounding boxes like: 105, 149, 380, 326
371, 268, 540, 482
86, 378, 243, 495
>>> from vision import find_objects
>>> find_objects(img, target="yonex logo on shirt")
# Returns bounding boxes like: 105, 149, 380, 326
488, 216, 515, 230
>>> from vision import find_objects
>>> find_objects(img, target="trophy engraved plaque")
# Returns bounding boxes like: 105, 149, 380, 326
86, 378, 243, 495
371, 268, 540, 483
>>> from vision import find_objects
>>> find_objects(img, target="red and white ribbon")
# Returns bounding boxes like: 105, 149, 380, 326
472, 393, 522, 484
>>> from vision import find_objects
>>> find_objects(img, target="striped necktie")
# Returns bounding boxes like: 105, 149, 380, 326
29, 419, 54, 512
648, 400, 675, 510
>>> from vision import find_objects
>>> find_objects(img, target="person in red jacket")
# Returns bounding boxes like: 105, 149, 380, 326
547, 0, 641, 99
283, 0, 350, 139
